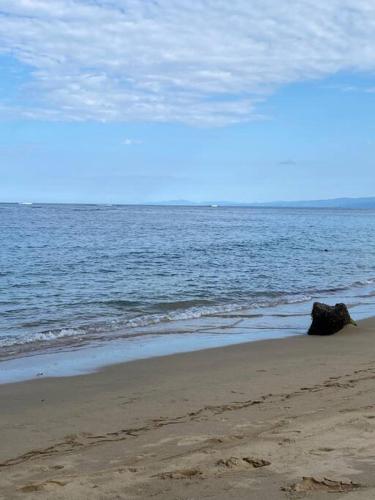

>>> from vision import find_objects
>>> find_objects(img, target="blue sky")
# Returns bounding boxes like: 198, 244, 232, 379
0, 1, 375, 203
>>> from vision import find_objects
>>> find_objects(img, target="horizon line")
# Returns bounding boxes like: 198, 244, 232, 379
1, 195, 375, 207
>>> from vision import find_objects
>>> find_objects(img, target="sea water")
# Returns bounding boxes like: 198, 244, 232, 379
1, 204, 375, 382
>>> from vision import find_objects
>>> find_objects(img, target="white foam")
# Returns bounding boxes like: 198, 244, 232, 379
0, 328, 84, 348
2, 278, 375, 350
0, 294, 312, 349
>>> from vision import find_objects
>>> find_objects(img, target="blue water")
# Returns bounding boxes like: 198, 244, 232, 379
1, 204, 375, 380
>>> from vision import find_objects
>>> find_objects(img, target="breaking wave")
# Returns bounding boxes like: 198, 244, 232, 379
3, 277, 375, 350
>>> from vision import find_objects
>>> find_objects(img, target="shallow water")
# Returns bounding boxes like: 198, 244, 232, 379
1, 204, 375, 382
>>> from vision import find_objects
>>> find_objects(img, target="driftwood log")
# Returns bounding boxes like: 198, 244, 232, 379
308, 302, 356, 336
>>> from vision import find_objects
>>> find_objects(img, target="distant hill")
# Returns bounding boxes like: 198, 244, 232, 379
248, 197, 375, 208
151, 197, 375, 208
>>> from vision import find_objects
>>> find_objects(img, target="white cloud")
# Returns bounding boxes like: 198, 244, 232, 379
324, 83, 375, 93
122, 137, 142, 145
1, 0, 375, 125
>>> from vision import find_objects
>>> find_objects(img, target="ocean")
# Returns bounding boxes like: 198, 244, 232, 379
1, 203, 375, 382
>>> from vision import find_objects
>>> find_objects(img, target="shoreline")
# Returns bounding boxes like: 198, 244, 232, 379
1, 317, 375, 498
0, 328, 301, 387
2, 280, 375, 385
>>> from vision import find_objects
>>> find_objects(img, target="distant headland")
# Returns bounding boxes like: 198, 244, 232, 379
151, 197, 375, 208
1, 197, 374, 208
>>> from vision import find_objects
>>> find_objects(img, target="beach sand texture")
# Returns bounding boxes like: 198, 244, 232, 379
1, 318, 375, 499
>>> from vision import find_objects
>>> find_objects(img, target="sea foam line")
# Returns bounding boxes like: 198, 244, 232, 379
0, 294, 312, 348
2, 278, 375, 349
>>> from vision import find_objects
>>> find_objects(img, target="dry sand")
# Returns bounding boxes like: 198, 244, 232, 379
1, 318, 375, 499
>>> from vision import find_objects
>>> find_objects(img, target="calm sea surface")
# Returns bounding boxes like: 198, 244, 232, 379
1, 204, 375, 380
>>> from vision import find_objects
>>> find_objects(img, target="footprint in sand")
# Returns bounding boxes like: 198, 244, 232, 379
155, 468, 203, 480
19, 480, 67, 493
216, 457, 271, 469
309, 447, 335, 455
282, 477, 361, 493
177, 435, 224, 446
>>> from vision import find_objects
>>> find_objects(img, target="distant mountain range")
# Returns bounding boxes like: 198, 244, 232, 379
152, 197, 375, 208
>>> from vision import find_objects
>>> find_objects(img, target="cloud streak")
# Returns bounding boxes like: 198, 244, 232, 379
1, 0, 375, 125
122, 138, 142, 145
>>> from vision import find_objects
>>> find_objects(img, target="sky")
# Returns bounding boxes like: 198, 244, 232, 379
0, 0, 375, 204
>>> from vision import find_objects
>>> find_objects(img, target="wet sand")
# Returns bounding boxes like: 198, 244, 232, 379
1, 318, 375, 499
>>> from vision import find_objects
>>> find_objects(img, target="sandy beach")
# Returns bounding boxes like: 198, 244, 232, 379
1, 318, 375, 499
2, 2, 375, 498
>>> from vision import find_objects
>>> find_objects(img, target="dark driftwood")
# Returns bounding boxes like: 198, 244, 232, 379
308, 302, 356, 336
